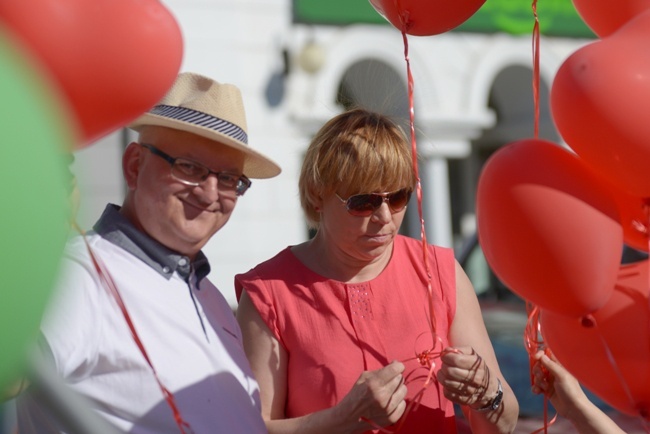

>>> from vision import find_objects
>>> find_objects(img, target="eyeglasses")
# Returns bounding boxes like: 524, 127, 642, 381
140, 143, 251, 196
336, 188, 412, 217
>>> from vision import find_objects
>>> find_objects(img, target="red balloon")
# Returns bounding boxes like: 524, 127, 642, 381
541, 260, 650, 418
477, 139, 623, 317
368, 0, 485, 36
572, 0, 650, 37
611, 188, 650, 252
0, 0, 183, 148
551, 10, 650, 197
587, 166, 650, 251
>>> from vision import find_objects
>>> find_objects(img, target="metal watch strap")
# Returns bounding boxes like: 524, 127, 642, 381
474, 378, 503, 412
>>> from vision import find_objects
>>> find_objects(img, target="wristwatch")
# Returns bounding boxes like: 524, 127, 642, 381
474, 378, 503, 412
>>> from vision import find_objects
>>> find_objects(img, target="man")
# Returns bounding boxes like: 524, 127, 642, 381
16, 72, 281, 433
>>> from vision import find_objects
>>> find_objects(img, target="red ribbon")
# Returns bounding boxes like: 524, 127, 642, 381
77, 225, 193, 434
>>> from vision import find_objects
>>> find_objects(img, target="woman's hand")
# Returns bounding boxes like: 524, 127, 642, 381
437, 346, 499, 410
334, 360, 408, 432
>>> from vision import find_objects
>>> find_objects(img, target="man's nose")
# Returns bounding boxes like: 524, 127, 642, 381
193, 173, 221, 203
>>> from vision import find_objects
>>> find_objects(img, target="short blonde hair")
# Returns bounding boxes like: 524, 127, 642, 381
299, 108, 417, 228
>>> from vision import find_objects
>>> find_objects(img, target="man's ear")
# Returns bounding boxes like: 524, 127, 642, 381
122, 142, 143, 190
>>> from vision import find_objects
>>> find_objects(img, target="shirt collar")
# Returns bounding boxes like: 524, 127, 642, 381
92, 204, 211, 283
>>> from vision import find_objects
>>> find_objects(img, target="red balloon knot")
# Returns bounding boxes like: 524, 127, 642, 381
399, 10, 412, 32
416, 349, 434, 368
580, 314, 596, 328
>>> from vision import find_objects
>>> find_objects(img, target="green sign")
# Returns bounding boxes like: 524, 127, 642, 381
293, 0, 595, 38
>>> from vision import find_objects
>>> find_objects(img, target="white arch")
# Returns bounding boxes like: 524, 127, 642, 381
289, 25, 444, 129
467, 34, 580, 115
325, 27, 405, 114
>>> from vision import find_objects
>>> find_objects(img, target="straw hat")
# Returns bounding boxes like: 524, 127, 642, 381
129, 72, 281, 179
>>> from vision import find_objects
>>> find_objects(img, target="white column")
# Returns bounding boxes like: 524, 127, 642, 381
414, 138, 470, 248
421, 157, 453, 248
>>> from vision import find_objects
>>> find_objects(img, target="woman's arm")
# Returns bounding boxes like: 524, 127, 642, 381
236, 291, 407, 434
438, 260, 519, 433
532, 351, 625, 434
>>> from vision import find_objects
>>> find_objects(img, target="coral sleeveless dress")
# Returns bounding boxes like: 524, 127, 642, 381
235, 235, 458, 433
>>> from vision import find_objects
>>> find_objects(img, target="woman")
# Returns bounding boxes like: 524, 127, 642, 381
235, 108, 518, 433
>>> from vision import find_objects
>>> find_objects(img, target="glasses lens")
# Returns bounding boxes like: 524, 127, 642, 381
216, 173, 239, 189
346, 194, 383, 216
387, 189, 411, 212
345, 189, 411, 216
218, 173, 251, 196
235, 176, 252, 196
172, 159, 209, 184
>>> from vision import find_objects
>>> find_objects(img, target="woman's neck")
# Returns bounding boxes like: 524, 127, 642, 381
292, 234, 393, 283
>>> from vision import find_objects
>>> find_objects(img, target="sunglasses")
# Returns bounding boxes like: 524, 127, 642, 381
335, 188, 412, 217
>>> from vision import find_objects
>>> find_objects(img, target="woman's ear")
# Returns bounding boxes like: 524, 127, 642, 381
122, 142, 143, 190
313, 198, 322, 212
312, 194, 324, 212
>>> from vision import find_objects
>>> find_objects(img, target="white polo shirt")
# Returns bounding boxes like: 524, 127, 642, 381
17, 205, 267, 434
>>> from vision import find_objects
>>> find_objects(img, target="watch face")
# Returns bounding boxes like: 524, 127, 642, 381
491, 389, 503, 410
475, 378, 503, 412
491, 379, 504, 410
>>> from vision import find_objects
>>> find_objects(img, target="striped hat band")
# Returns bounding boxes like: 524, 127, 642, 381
149, 104, 249, 145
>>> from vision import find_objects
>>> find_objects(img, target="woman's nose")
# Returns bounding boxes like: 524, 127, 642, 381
371, 201, 392, 224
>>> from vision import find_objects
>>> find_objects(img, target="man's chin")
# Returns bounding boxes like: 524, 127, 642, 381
179, 224, 226, 249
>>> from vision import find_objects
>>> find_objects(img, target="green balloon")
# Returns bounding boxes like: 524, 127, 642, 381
0, 28, 73, 388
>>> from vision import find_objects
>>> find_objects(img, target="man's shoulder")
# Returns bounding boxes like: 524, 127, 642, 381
63, 231, 128, 261
59, 231, 135, 281
52, 233, 110, 293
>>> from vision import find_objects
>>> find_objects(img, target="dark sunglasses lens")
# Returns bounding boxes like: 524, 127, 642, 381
347, 194, 383, 216
388, 189, 410, 211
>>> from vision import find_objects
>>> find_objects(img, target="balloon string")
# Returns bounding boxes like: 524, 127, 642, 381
531, 0, 540, 139
618, 272, 650, 433
401, 30, 437, 334
618, 266, 650, 432
591, 313, 647, 427
530, 397, 558, 434
643, 200, 650, 397
524, 304, 558, 433
527, 4, 547, 431
74, 223, 194, 434
402, 26, 446, 383
644, 199, 650, 259
524, 303, 543, 384
357, 31, 442, 433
